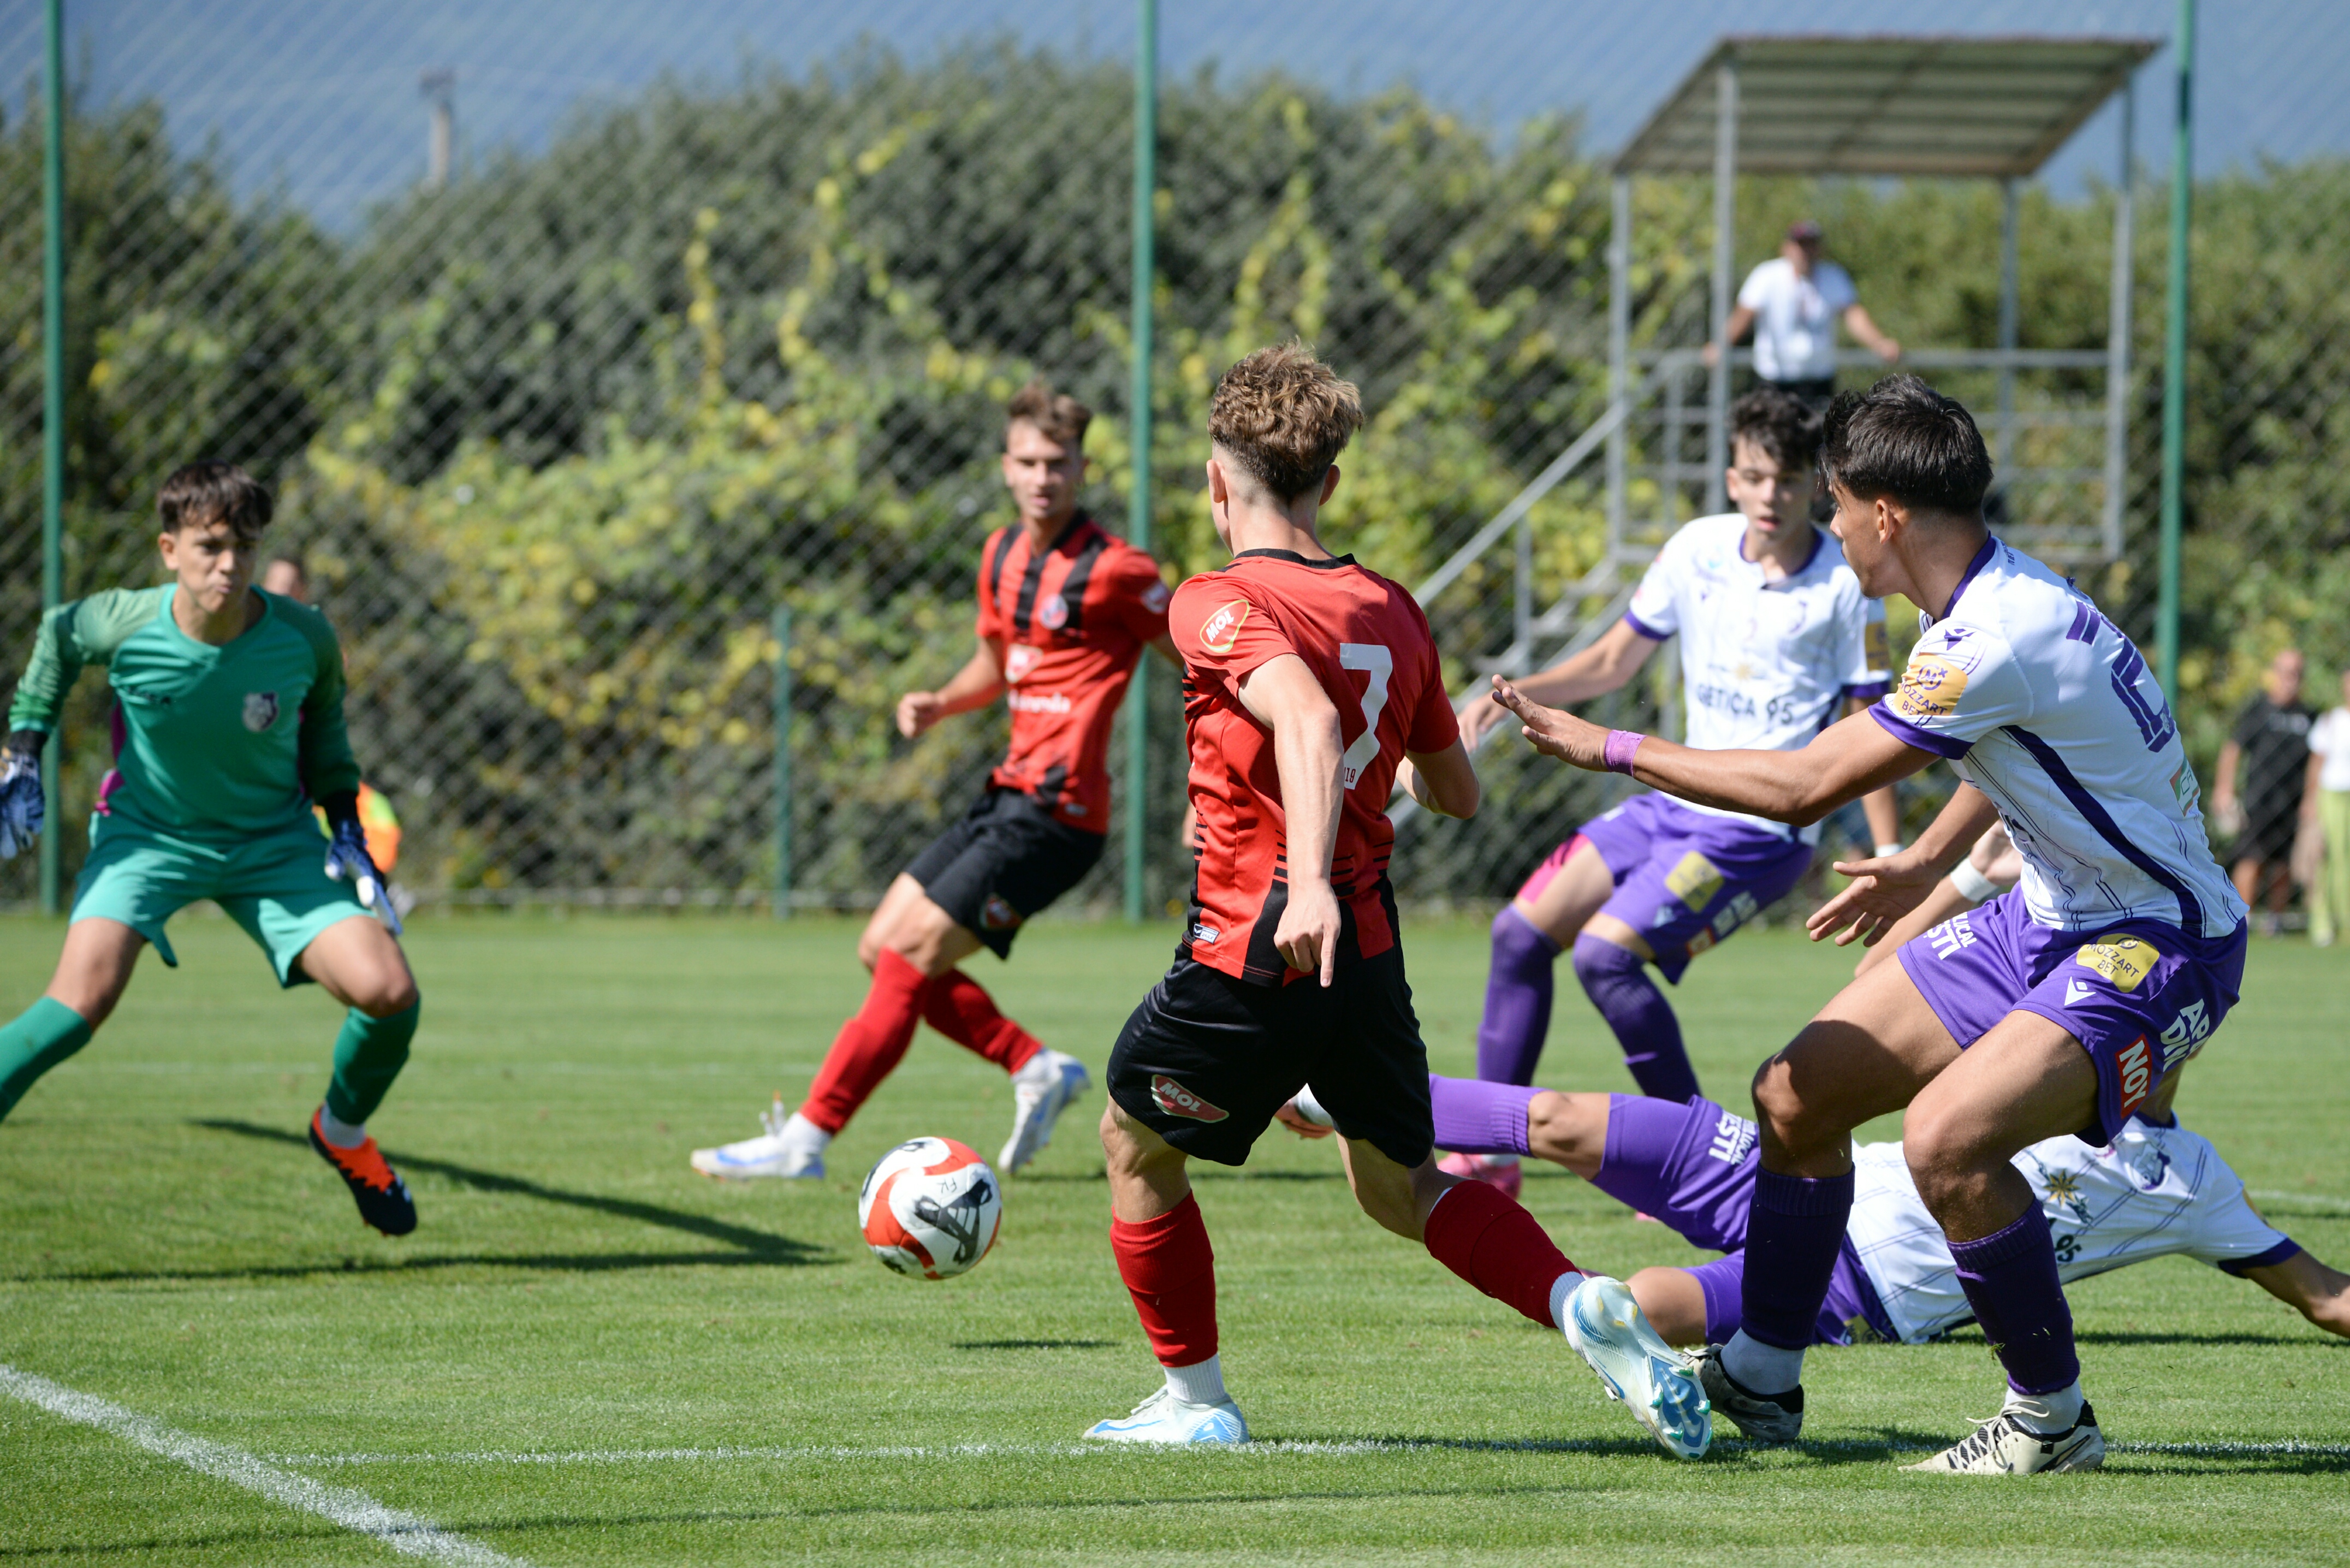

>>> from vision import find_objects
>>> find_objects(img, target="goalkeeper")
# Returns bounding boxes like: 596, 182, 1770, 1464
0, 462, 423, 1236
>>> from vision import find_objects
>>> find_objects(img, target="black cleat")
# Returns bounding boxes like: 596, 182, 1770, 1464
1694, 1344, 1804, 1444
308, 1110, 417, 1236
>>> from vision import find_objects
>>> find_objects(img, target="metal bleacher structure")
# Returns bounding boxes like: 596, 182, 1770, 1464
1417, 35, 2161, 721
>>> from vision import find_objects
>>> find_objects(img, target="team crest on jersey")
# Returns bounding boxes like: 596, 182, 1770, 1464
1663, 851, 1724, 912
1038, 593, 1070, 631
1142, 580, 1172, 614
241, 691, 280, 732
980, 895, 1023, 931
2075, 938, 2159, 993
1891, 652, 1968, 720
1198, 598, 1250, 654
1004, 645, 1042, 684
1150, 1074, 1228, 1122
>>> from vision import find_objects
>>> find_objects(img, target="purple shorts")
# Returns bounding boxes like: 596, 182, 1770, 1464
1898, 892, 2247, 1147
1592, 1093, 1889, 1346
1520, 794, 1813, 983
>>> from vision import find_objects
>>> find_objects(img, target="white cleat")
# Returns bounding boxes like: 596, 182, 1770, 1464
1903, 1404, 2104, 1475
1083, 1386, 1249, 1445
999, 1049, 1090, 1174
689, 1096, 828, 1180
1560, 1275, 1712, 1460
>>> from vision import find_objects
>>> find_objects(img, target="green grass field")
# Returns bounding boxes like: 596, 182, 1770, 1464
2, 910, 2346, 1565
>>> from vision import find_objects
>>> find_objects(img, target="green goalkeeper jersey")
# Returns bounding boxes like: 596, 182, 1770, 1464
7, 585, 360, 840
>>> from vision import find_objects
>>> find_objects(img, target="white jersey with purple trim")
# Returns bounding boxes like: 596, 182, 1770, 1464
1847, 1115, 2297, 1344
1870, 538, 2246, 940
1624, 514, 1888, 841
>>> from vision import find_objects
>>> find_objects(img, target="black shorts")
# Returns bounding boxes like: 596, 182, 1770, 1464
2238, 809, 2301, 866
1106, 948, 1434, 1169
904, 787, 1103, 959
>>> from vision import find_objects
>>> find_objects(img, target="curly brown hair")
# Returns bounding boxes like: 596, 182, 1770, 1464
1208, 342, 1364, 502
1006, 380, 1092, 448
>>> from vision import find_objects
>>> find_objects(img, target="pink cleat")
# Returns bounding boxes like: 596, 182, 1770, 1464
1437, 1151, 1523, 1199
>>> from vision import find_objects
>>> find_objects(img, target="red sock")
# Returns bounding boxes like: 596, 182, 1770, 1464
1111, 1192, 1218, 1366
799, 949, 931, 1134
1423, 1178, 1580, 1329
922, 969, 1043, 1073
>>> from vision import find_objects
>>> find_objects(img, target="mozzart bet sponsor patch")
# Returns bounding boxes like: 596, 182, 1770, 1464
1198, 598, 1250, 655
2075, 937, 2161, 993
1890, 651, 1968, 721
1663, 850, 1724, 912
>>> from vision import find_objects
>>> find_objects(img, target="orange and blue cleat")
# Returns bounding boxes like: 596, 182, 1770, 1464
308, 1108, 417, 1236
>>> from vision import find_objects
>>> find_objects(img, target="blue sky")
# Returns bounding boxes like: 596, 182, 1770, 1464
5, 1, 2345, 229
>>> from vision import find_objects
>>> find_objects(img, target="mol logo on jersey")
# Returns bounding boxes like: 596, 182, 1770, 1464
1142, 580, 1172, 615
1891, 652, 1968, 721
1198, 599, 1251, 655
2075, 938, 2160, 993
1004, 645, 1042, 684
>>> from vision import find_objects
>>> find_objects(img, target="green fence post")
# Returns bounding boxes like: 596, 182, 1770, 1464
773, 605, 792, 919
39, 0, 65, 916
2156, 0, 2195, 704
1123, 0, 1158, 925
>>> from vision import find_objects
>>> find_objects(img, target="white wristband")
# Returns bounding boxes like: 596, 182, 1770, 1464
1874, 843, 1904, 859
1949, 858, 2005, 905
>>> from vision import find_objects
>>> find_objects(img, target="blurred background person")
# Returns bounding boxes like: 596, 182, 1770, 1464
1706, 219, 1902, 409
2214, 648, 2313, 936
2301, 667, 2350, 948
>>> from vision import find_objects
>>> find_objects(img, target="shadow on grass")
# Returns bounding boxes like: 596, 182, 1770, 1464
2073, 1329, 2335, 1348
0, 1524, 348, 1559
20, 1250, 831, 1285
951, 1339, 1115, 1351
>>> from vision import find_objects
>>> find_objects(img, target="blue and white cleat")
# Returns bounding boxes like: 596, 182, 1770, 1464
1000, 1049, 1090, 1174
1560, 1275, 1711, 1460
1082, 1386, 1250, 1445
689, 1095, 828, 1180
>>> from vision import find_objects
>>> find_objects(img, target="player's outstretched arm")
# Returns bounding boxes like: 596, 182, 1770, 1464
2245, 1250, 2350, 1340
1459, 619, 1658, 749
897, 638, 1007, 738
1235, 653, 1344, 987
3, 593, 148, 860
1809, 784, 2001, 949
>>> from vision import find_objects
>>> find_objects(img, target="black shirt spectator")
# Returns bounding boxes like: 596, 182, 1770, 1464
2217, 648, 2314, 928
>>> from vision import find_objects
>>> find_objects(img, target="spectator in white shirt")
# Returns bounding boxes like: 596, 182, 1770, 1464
2301, 668, 2350, 947
1706, 220, 1901, 407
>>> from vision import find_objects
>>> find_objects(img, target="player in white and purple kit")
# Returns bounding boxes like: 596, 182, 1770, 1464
1453, 391, 1897, 1171
1491, 375, 2250, 1475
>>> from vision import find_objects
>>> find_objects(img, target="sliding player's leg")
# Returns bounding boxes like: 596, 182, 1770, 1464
1706, 953, 1958, 1441
0, 918, 143, 1120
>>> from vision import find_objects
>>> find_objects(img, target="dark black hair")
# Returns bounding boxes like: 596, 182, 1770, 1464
157, 461, 273, 538
1820, 375, 1992, 518
1729, 387, 1821, 474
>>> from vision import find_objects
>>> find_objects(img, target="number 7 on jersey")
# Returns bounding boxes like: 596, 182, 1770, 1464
1338, 643, 1393, 789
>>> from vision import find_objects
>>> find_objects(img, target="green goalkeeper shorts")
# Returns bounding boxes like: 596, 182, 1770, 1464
70, 811, 372, 986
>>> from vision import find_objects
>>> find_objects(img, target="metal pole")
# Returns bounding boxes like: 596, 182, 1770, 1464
1123, 0, 1157, 924
1995, 177, 2020, 483
39, 0, 65, 917
772, 606, 793, 918
1706, 55, 1737, 516
2102, 77, 2135, 566
1606, 175, 1630, 570
2157, 0, 2194, 703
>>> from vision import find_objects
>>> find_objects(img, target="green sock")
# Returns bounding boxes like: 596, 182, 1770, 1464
324, 1001, 419, 1126
1, 998, 95, 1121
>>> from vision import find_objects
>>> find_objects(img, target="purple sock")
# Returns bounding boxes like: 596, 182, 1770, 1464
1476, 906, 1558, 1084
1571, 934, 1700, 1102
1428, 1073, 1536, 1155
1948, 1203, 2080, 1395
1738, 1167, 1854, 1352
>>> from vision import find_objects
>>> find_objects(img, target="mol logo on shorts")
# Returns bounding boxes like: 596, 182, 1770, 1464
2116, 1037, 2155, 1115
1150, 1074, 1229, 1122
980, 895, 1023, 931
241, 691, 280, 732
2075, 938, 2160, 993
1891, 652, 1968, 721
1663, 851, 1724, 912
1198, 599, 1251, 655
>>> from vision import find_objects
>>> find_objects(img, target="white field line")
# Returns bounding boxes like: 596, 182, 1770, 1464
2247, 1189, 2350, 1216
0, 1363, 529, 1566
261, 1436, 2350, 1468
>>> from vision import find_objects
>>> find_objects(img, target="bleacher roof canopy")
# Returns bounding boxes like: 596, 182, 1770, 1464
1615, 35, 2160, 178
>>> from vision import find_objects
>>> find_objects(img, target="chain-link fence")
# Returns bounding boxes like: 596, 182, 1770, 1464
4, 4, 2348, 917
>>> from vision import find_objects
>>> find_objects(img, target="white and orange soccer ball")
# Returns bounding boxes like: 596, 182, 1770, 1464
858, 1137, 1003, 1280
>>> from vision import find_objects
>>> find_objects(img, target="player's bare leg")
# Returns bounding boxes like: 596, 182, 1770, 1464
295, 913, 423, 1237
1625, 1267, 1712, 1346
0, 920, 145, 1122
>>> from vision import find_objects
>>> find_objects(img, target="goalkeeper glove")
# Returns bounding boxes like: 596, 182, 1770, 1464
0, 731, 45, 860
322, 795, 402, 936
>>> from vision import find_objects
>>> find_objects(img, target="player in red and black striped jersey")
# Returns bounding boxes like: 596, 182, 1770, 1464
1083, 346, 1706, 1458
691, 384, 1177, 1184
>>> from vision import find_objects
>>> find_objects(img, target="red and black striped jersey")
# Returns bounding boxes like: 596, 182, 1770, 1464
975, 513, 1171, 832
1171, 549, 1459, 985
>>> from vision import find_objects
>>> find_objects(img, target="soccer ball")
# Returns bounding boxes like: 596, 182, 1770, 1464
858, 1137, 1002, 1280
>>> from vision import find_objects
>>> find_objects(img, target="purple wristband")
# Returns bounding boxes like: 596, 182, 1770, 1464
1603, 729, 1646, 775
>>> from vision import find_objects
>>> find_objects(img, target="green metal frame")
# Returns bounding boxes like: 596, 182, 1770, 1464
2157, 0, 2195, 703
1123, 0, 1158, 924
40, 0, 65, 916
